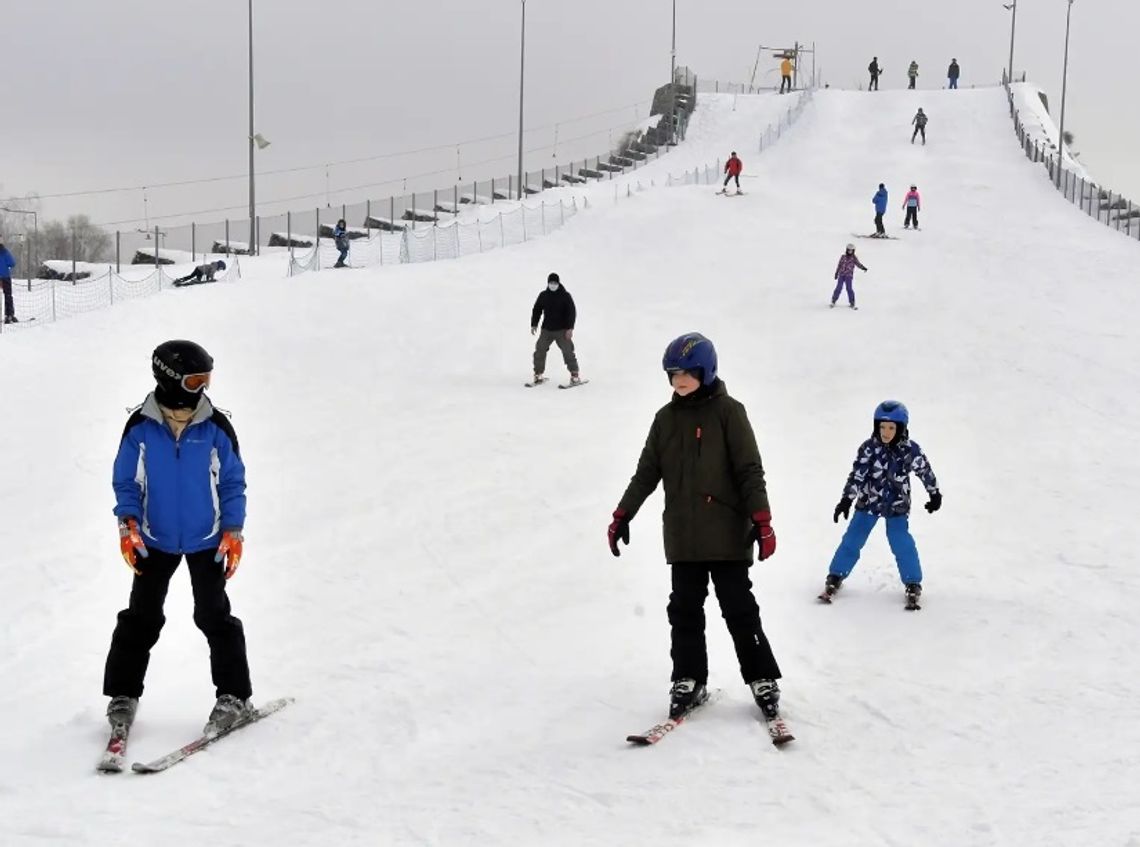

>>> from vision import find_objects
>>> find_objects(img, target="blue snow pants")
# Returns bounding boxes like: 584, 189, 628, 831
828, 510, 922, 585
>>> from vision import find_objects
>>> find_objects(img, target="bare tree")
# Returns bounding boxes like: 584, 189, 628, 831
39, 215, 112, 263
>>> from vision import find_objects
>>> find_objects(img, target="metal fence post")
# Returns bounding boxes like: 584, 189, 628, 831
255, 216, 261, 253
492, 177, 496, 204
116, 231, 121, 274
454, 185, 459, 216
434, 189, 439, 222
366, 200, 372, 234
287, 211, 293, 264
412, 192, 417, 231
225, 219, 230, 254
72, 226, 78, 283
390, 196, 395, 228
192, 222, 196, 262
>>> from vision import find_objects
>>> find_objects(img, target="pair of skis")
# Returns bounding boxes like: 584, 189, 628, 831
818, 584, 921, 611
524, 377, 590, 389
96, 696, 293, 775
626, 689, 794, 748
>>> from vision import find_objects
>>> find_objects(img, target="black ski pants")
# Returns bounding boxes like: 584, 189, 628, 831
103, 547, 252, 700
874, 213, 886, 235
869, 73, 879, 91
1, 277, 14, 319
723, 173, 740, 189
904, 207, 919, 228
912, 125, 926, 144
780, 75, 792, 93
667, 562, 781, 685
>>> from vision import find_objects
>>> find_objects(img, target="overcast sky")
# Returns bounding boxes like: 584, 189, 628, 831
1, 0, 1136, 233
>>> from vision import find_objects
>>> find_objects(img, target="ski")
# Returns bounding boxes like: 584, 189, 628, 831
524, 377, 549, 388
130, 696, 293, 774
558, 379, 589, 389
854, 234, 899, 240
627, 689, 723, 745
765, 715, 796, 746
95, 726, 130, 773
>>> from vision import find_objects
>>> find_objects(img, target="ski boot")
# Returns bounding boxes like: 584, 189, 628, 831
904, 583, 922, 610
818, 573, 844, 603
204, 694, 254, 736
749, 679, 781, 719
106, 695, 139, 730
668, 678, 708, 720
568, 372, 583, 386
829, 301, 836, 309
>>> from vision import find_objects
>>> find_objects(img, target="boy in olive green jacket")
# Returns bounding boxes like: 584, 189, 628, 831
608, 332, 784, 722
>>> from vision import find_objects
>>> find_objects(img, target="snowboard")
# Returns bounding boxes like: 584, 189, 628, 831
524, 377, 549, 388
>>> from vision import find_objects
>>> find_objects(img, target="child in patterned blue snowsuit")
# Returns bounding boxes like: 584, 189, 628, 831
826, 400, 941, 597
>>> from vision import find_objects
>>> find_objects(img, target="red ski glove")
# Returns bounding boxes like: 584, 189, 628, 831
118, 517, 148, 574
747, 511, 777, 561
607, 508, 630, 557
215, 530, 244, 579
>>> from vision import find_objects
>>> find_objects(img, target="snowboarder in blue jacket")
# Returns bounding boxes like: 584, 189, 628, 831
103, 340, 255, 739
333, 219, 350, 268
820, 400, 941, 608
0, 239, 18, 323
872, 184, 889, 237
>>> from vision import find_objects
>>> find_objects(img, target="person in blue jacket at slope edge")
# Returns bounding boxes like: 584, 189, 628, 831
819, 400, 941, 609
0, 238, 18, 323
872, 183, 889, 237
102, 340, 255, 741
333, 218, 350, 268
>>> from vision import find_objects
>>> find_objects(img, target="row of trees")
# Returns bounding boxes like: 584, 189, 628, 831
1, 198, 112, 269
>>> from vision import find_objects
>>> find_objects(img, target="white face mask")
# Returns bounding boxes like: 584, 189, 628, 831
547, 283, 559, 291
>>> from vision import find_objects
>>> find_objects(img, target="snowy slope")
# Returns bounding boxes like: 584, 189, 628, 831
2, 88, 1140, 847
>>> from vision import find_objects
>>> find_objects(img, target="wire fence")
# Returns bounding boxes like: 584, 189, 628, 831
0, 260, 242, 335
1005, 83, 1140, 242
286, 196, 587, 275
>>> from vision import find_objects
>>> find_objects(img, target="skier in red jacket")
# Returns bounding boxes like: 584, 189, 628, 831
721, 152, 743, 194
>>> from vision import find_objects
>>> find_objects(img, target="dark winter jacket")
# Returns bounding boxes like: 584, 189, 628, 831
912, 111, 928, 128
948, 62, 960, 80
907, 62, 919, 79
0, 246, 15, 278
531, 285, 576, 331
835, 253, 867, 279
868, 60, 880, 76
873, 187, 889, 214
333, 224, 349, 251
618, 379, 770, 563
841, 435, 938, 518
112, 394, 247, 554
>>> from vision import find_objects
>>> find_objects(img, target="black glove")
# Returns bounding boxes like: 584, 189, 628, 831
925, 492, 942, 513
607, 508, 630, 556
833, 497, 852, 523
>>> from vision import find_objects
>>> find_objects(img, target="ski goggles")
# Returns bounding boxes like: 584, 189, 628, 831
180, 372, 212, 392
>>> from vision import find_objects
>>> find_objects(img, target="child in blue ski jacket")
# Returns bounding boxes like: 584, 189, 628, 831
333, 219, 349, 268
821, 400, 941, 606
871, 184, 888, 237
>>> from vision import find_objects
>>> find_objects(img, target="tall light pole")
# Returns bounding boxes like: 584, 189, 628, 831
671, 0, 676, 85
517, 0, 526, 200
1005, 1, 1018, 86
248, 0, 260, 255
1056, 0, 1074, 188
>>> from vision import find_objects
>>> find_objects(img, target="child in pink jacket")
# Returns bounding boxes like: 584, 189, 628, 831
903, 185, 921, 230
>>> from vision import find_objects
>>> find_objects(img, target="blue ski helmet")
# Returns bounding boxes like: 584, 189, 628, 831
215, 259, 227, 271
662, 333, 717, 386
873, 399, 909, 425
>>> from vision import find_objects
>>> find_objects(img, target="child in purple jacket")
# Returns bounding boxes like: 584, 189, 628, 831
831, 243, 868, 309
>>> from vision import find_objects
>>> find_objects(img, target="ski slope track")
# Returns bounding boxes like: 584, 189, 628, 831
1, 89, 1138, 846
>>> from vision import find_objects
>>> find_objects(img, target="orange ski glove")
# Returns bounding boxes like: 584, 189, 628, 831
118, 517, 148, 574
215, 530, 244, 579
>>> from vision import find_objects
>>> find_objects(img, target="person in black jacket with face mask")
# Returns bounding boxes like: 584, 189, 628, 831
529, 272, 581, 385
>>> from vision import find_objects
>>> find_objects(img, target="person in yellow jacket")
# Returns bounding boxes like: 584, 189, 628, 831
780, 57, 794, 93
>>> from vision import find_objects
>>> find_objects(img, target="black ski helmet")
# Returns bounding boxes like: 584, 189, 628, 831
152, 339, 214, 410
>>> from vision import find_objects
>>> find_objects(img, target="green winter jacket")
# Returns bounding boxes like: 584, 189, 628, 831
618, 379, 770, 563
